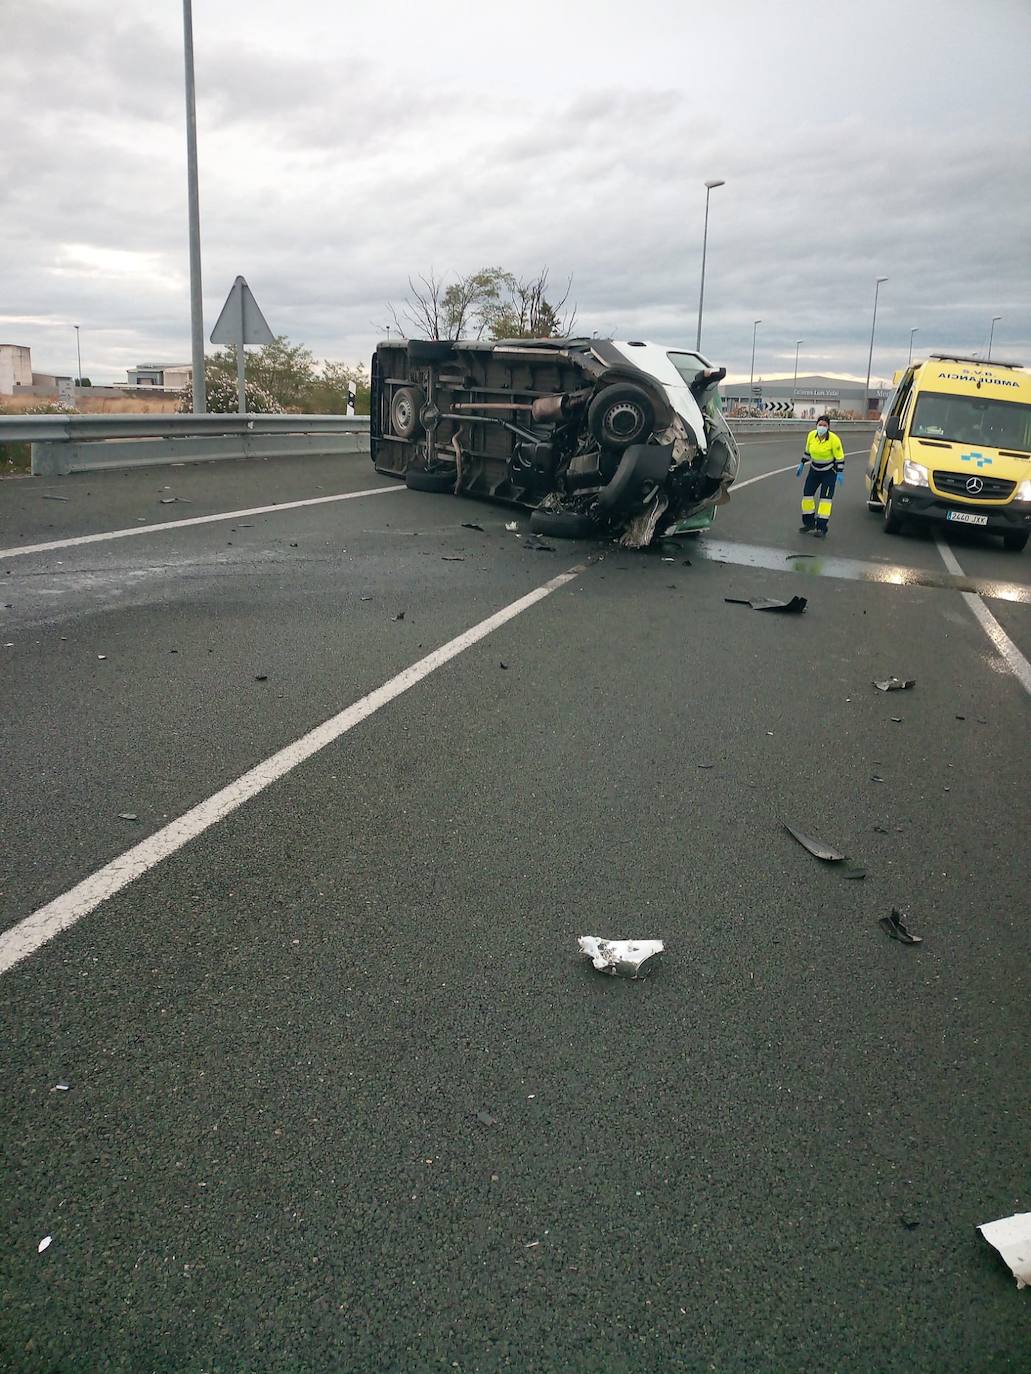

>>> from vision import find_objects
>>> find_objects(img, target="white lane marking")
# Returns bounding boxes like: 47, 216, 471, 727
732, 448, 869, 490
0, 562, 587, 976
934, 537, 1031, 696
0, 485, 403, 561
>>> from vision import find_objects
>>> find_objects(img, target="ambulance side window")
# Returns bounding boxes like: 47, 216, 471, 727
889, 371, 915, 430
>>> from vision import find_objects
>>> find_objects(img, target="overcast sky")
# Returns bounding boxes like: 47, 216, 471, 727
2, 0, 1029, 384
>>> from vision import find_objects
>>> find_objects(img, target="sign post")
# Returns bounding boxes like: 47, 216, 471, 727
210, 276, 275, 413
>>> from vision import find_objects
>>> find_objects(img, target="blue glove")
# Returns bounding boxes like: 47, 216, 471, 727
795, 461, 805, 476
836, 471, 844, 487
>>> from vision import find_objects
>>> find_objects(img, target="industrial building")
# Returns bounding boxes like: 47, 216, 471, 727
720, 373, 890, 419
127, 363, 193, 389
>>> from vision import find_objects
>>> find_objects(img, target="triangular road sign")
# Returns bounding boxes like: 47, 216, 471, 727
210, 276, 275, 346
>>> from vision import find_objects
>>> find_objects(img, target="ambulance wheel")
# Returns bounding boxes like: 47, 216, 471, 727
1002, 530, 1028, 552
882, 485, 903, 534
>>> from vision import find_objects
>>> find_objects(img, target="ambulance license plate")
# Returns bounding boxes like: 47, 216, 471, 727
947, 511, 988, 526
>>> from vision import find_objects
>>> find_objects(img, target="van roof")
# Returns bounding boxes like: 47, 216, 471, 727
915, 355, 1031, 403
928, 352, 1023, 369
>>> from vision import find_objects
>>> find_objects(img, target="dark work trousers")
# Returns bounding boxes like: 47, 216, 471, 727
801, 464, 837, 531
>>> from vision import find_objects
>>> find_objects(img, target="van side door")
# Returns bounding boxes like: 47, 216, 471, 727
871, 368, 916, 497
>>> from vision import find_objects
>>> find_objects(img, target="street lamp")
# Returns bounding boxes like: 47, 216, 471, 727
181, 0, 206, 413
792, 339, 803, 406
73, 324, 82, 387
695, 178, 725, 351
864, 277, 888, 414
749, 319, 762, 389
988, 316, 1002, 361
908, 327, 919, 366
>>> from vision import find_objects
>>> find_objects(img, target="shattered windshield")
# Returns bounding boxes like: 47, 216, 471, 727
911, 391, 1031, 451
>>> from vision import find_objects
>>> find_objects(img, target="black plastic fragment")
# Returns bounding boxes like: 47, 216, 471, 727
784, 823, 845, 863
392, 611, 405, 621
461, 523, 484, 531
842, 866, 866, 880
442, 555, 465, 561
786, 552, 815, 560
255, 674, 268, 682
874, 677, 915, 692
726, 596, 807, 613
879, 908, 922, 944
499, 662, 508, 670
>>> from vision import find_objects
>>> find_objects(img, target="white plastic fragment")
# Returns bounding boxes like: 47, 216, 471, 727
978, 1212, 1031, 1289
38, 1236, 52, 1253
578, 936, 664, 979
505, 521, 518, 532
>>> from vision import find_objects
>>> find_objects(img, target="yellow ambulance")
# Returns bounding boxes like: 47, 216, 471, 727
865, 353, 1031, 551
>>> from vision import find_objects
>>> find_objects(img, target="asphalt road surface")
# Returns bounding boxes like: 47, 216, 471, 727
1, 433, 1028, 1373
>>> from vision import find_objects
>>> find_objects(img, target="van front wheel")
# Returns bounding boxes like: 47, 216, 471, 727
1002, 530, 1028, 552
883, 485, 903, 534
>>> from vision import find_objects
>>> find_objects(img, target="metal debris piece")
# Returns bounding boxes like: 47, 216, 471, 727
461, 523, 484, 531
117, 812, 138, 821
441, 555, 465, 561
97, 654, 107, 660
52, 1083, 70, 1092
784, 823, 845, 863
786, 552, 815, 559
874, 677, 915, 692
578, 936, 664, 979
890, 717, 903, 723
42, 494, 69, 501
870, 775, 885, 783
978, 1212, 1031, 1289
879, 908, 922, 944
254, 674, 268, 682
725, 595, 808, 614
475, 1110, 497, 1127
38, 1236, 52, 1253
159, 497, 178, 504
392, 611, 405, 621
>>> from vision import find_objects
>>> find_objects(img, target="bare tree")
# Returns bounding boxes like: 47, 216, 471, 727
387, 266, 577, 342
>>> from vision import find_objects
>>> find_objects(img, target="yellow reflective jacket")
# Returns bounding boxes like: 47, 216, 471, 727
804, 429, 845, 469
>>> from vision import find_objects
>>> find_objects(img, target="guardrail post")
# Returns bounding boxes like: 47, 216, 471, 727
31, 443, 71, 477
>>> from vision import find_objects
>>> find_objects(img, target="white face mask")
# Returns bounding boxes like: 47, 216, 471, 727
816, 425, 829, 437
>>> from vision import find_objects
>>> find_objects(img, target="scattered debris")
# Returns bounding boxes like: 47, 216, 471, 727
392, 611, 405, 622
360, 596, 372, 601
97, 654, 107, 661
873, 825, 889, 834
51, 1083, 70, 1092
461, 523, 484, 532
786, 552, 815, 560
38, 1237, 52, 1254
955, 714, 965, 720
505, 521, 519, 532
441, 555, 465, 561
254, 674, 268, 682
697, 763, 714, 769
874, 677, 915, 692
784, 823, 845, 863
725, 595, 808, 614
978, 1212, 1031, 1289
662, 557, 675, 562
842, 866, 867, 880
475, 1110, 498, 1127
499, 662, 508, 670
879, 908, 923, 945
117, 812, 138, 821
524, 541, 555, 552
42, 494, 69, 501
890, 717, 903, 723
289, 542, 298, 548
682, 559, 692, 566
870, 775, 885, 783
578, 936, 664, 979
900, 1216, 920, 1231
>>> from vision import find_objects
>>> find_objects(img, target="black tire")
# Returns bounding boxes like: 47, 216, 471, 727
407, 339, 456, 363
405, 462, 455, 494
596, 442, 673, 512
867, 498, 883, 512
883, 484, 903, 534
587, 382, 656, 450
391, 386, 425, 439
1002, 530, 1028, 552
529, 508, 595, 539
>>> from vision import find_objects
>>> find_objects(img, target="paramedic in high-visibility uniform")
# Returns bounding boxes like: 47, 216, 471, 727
798, 415, 845, 538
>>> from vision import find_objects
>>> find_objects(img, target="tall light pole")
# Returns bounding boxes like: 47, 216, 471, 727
73, 324, 82, 386
695, 178, 725, 351
792, 339, 803, 405
182, 0, 206, 413
908, 327, 919, 366
749, 319, 762, 389
988, 316, 1002, 361
864, 276, 888, 414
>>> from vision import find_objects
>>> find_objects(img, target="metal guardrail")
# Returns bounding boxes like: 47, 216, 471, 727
0, 413, 370, 475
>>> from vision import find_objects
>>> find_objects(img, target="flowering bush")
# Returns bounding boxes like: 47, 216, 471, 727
174, 371, 282, 414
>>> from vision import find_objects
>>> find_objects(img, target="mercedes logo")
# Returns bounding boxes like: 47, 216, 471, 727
966, 476, 984, 494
